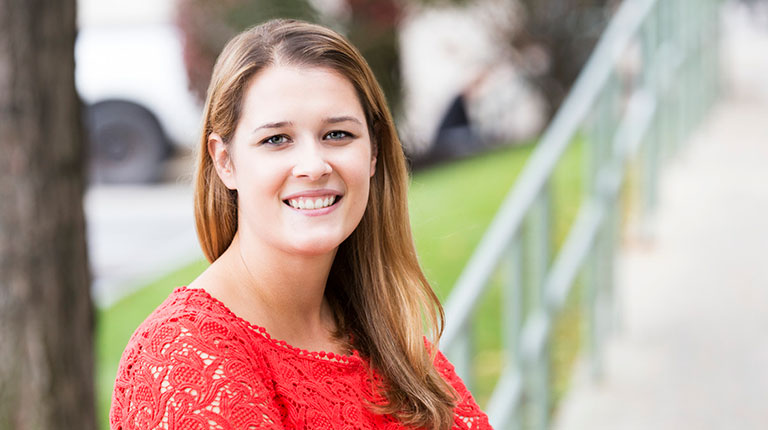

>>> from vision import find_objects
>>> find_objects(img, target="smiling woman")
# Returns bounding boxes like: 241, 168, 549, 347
109, 19, 491, 430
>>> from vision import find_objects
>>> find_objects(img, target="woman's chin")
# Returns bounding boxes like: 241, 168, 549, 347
286, 238, 343, 257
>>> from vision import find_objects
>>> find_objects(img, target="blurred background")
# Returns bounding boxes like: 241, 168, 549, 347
81, 0, 768, 427
2, 0, 767, 428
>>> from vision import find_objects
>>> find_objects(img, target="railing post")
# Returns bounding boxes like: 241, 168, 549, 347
500, 233, 523, 430
678, 0, 691, 147
599, 180, 621, 342
681, 0, 689, 136
449, 321, 474, 393
701, 0, 721, 112
639, 0, 661, 240
581, 242, 601, 381
582, 68, 615, 381
523, 187, 551, 430
605, 65, 627, 338
689, 0, 700, 128
658, 0, 675, 164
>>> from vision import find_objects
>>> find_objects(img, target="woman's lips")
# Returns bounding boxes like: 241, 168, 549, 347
282, 188, 343, 212
285, 195, 339, 210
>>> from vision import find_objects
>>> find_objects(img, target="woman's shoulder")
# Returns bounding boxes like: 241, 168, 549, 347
125, 287, 211, 335
114, 286, 274, 386
121, 286, 251, 357
110, 286, 284, 429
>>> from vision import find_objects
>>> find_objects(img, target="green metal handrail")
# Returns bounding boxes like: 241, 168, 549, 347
439, 0, 721, 428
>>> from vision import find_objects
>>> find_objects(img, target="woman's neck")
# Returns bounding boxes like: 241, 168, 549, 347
197, 232, 342, 353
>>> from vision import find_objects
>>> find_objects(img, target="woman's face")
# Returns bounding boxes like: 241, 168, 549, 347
210, 65, 376, 257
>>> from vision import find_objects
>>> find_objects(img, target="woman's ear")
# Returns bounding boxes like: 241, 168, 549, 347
208, 133, 237, 190
370, 141, 378, 178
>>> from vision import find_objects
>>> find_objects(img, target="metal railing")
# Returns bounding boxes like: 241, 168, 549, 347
440, 0, 721, 428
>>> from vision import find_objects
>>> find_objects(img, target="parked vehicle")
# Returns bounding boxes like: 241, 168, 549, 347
76, 0, 201, 183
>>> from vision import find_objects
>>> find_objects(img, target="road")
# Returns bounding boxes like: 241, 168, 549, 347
86, 181, 201, 308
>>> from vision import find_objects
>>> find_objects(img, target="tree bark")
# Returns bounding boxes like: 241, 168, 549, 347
0, 0, 96, 429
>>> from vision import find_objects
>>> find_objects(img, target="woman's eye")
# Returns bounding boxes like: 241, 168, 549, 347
325, 130, 352, 140
263, 135, 288, 146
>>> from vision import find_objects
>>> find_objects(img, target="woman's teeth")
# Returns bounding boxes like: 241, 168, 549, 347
288, 195, 337, 210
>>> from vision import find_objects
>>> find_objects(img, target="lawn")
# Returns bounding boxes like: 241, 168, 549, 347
95, 140, 586, 427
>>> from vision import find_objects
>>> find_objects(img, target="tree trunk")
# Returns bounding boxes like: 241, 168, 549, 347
0, 0, 96, 429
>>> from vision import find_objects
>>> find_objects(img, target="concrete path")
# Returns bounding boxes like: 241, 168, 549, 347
85, 182, 202, 308
552, 97, 768, 429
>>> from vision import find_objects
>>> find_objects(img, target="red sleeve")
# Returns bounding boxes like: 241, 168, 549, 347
434, 349, 493, 429
110, 311, 284, 430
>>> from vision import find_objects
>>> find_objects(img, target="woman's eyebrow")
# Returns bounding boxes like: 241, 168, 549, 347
252, 121, 293, 134
323, 116, 362, 125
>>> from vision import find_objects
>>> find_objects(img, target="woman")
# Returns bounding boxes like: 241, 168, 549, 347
110, 19, 490, 430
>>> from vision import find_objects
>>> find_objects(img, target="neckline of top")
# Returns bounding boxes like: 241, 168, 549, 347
175, 286, 363, 366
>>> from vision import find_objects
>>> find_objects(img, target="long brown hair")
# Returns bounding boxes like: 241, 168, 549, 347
193, 19, 457, 429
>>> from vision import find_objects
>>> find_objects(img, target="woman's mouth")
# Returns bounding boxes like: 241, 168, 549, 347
284, 195, 342, 210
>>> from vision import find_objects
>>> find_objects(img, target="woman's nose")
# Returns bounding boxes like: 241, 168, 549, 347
291, 140, 332, 180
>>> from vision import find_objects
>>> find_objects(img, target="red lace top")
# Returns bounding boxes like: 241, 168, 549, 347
110, 287, 491, 429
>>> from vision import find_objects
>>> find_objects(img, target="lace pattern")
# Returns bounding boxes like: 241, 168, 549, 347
110, 287, 491, 429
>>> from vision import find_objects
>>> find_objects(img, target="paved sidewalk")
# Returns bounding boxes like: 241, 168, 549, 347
552, 98, 768, 429
85, 183, 202, 308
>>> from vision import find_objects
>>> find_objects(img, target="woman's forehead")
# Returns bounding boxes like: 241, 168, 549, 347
239, 65, 367, 126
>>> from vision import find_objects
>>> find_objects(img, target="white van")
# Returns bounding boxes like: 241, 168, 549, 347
76, 0, 201, 183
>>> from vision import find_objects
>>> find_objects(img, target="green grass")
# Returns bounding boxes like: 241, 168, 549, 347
96, 140, 587, 427
408, 144, 537, 299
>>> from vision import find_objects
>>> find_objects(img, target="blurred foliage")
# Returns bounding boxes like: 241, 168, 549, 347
512, 0, 616, 118
176, 0, 624, 127
175, 0, 319, 103
401, 0, 615, 120
175, 0, 403, 116
346, 0, 403, 116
